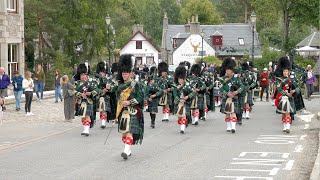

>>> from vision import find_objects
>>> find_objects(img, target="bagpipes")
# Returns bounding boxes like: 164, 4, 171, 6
275, 77, 292, 107
78, 81, 92, 117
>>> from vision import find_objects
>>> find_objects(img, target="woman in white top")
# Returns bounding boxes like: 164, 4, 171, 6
22, 71, 35, 115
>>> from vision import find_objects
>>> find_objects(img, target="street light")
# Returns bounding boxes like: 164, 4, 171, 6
250, 11, 256, 61
201, 30, 204, 61
106, 14, 111, 68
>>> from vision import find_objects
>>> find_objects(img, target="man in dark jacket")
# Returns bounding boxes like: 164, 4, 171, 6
0, 67, 11, 111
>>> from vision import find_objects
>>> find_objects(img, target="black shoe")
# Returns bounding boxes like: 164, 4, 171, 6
180, 130, 185, 134
16, 108, 20, 111
100, 125, 106, 129
226, 130, 231, 132
151, 124, 155, 128
162, 119, 169, 122
121, 152, 128, 160
84, 133, 89, 136
2, 106, 6, 111
237, 122, 242, 126
285, 129, 290, 133
231, 129, 236, 133
81, 132, 85, 135
195, 121, 198, 125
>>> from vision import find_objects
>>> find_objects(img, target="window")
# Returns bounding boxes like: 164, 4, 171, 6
7, 0, 17, 13
173, 39, 177, 48
135, 57, 142, 68
238, 38, 245, 45
8, 44, 19, 79
136, 41, 142, 49
146, 57, 154, 65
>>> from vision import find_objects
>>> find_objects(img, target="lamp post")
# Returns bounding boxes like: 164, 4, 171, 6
106, 14, 111, 66
250, 11, 256, 62
111, 25, 116, 62
201, 30, 204, 61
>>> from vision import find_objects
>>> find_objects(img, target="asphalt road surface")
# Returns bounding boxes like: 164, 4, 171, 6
0, 98, 319, 180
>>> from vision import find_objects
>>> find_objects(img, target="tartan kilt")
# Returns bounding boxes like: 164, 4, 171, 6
220, 97, 241, 114
118, 109, 144, 138
83, 102, 94, 117
148, 98, 159, 113
167, 92, 173, 105
293, 93, 305, 112
174, 101, 191, 117
205, 93, 210, 107
101, 96, 111, 113
238, 96, 245, 109
196, 94, 205, 110
276, 96, 296, 114
245, 90, 254, 106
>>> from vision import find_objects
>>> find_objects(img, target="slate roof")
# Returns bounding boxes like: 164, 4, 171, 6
296, 31, 320, 48
165, 23, 261, 53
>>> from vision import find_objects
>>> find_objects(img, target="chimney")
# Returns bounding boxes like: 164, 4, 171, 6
184, 18, 190, 33
132, 24, 144, 35
190, 15, 200, 34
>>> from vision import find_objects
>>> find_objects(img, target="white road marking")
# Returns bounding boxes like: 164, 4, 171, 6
297, 114, 314, 122
239, 152, 289, 158
300, 134, 307, 140
304, 124, 310, 129
214, 176, 273, 180
255, 135, 298, 144
283, 160, 294, 170
231, 158, 286, 166
293, 145, 303, 153
223, 168, 280, 176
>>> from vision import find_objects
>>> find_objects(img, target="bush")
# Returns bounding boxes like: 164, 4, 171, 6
196, 56, 223, 66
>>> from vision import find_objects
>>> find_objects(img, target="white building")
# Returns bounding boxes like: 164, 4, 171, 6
120, 28, 160, 68
0, 0, 25, 78
172, 34, 215, 66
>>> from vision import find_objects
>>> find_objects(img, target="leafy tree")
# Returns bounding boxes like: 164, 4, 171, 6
181, 0, 224, 24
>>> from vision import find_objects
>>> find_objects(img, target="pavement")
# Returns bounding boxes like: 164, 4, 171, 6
0, 93, 320, 180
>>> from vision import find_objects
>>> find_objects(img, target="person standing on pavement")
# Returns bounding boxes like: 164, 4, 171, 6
305, 65, 316, 101
61, 75, 75, 121
259, 68, 270, 101
23, 71, 35, 116
12, 71, 24, 111
0, 67, 10, 111
34, 64, 45, 102
54, 69, 63, 103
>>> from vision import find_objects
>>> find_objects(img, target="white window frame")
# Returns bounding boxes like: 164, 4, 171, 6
238, 38, 245, 46
8, 44, 19, 79
7, 0, 17, 12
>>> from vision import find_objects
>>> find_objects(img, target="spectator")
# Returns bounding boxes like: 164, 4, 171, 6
0, 67, 10, 111
259, 68, 270, 101
34, 64, 45, 102
61, 75, 75, 121
23, 71, 35, 116
306, 65, 316, 101
54, 69, 63, 103
12, 70, 24, 111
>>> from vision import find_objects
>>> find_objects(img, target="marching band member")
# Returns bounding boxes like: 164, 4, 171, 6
172, 65, 196, 133
158, 62, 174, 122
145, 71, 163, 128
107, 63, 119, 122
240, 62, 256, 119
74, 64, 99, 136
275, 57, 301, 133
97, 62, 117, 129
219, 58, 244, 133
115, 54, 144, 160
189, 64, 206, 125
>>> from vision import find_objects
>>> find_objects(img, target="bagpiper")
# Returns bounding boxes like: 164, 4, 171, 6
189, 63, 207, 125
274, 57, 302, 133
115, 54, 144, 160
74, 64, 100, 136
172, 65, 196, 133
158, 62, 174, 122
240, 62, 256, 120
145, 67, 163, 128
96, 62, 117, 129
107, 63, 119, 122
219, 58, 244, 133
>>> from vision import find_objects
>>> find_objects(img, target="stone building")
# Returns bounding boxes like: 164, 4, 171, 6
0, 0, 25, 78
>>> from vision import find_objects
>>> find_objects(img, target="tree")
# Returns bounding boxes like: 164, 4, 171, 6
181, 0, 224, 24
160, 0, 183, 24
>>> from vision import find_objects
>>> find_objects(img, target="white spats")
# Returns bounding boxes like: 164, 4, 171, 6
121, 144, 131, 159
226, 122, 232, 131
180, 124, 186, 133
245, 111, 250, 119
81, 126, 90, 136
231, 122, 236, 133
101, 120, 106, 127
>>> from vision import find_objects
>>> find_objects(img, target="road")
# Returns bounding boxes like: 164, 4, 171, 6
0, 98, 319, 180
